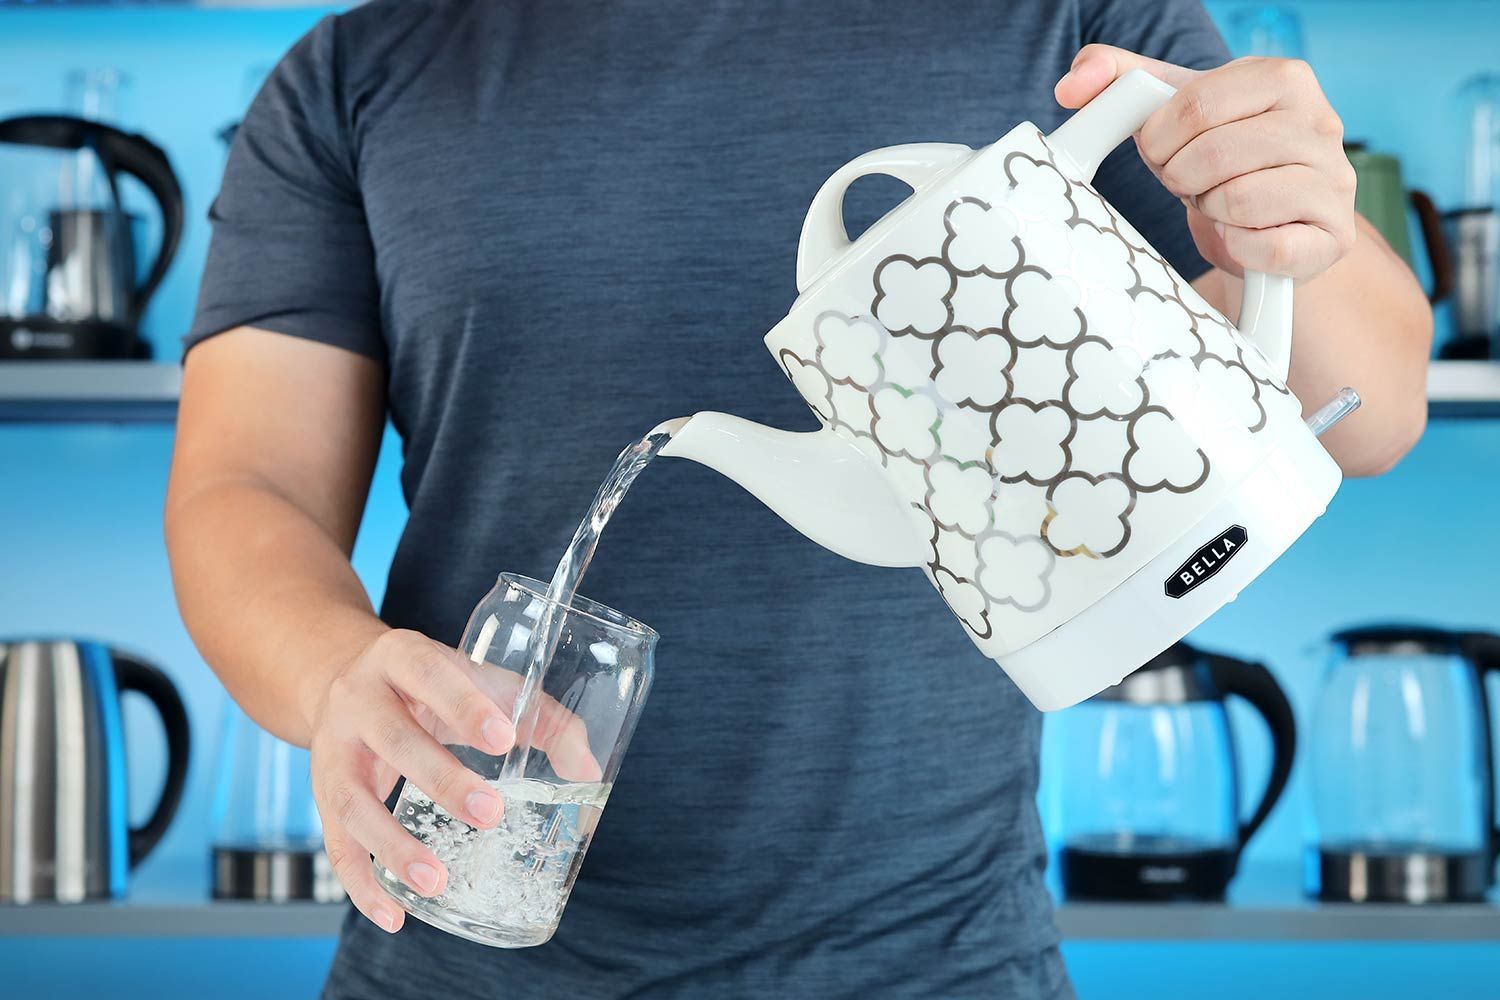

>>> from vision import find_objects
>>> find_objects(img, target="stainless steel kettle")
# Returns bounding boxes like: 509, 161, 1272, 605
0, 640, 190, 903
0, 116, 183, 360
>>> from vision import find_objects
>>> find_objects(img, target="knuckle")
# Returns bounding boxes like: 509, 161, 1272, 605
325, 672, 360, 709
428, 763, 468, 801
1200, 137, 1229, 171
1280, 58, 1314, 87
1335, 160, 1358, 195
1176, 88, 1214, 133
1335, 223, 1357, 255
375, 715, 416, 761
1073, 43, 1111, 67
451, 687, 489, 729
1159, 159, 1191, 194
330, 782, 362, 826
1313, 109, 1344, 141
325, 839, 356, 875
1265, 234, 1296, 273
371, 628, 415, 660
409, 648, 451, 692
1224, 179, 1257, 224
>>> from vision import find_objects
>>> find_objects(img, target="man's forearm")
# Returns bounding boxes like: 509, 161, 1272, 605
1197, 215, 1433, 476
166, 477, 387, 747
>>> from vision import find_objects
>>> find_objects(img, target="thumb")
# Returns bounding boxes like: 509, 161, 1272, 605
1054, 44, 1201, 109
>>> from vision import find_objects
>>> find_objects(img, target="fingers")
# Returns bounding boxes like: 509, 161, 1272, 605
323, 758, 446, 891
1219, 221, 1344, 279
379, 630, 515, 754
1138, 58, 1322, 166
1154, 111, 1329, 198
324, 822, 404, 934
531, 706, 605, 783
1054, 43, 1200, 108
1197, 165, 1339, 232
486, 670, 604, 782
362, 687, 506, 827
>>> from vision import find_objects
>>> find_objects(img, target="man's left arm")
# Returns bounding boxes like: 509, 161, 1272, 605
1058, 46, 1433, 477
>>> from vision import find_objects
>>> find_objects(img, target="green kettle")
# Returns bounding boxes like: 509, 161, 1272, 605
1345, 143, 1451, 300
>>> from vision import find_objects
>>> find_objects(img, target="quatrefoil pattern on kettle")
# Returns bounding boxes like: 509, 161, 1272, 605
776, 129, 1294, 650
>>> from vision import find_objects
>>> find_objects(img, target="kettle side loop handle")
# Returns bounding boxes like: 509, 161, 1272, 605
1408, 189, 1455, 304
796, 142, 974, 292
1204, 652, 1297, 864
1044, 70, 1295, 382
1461, 632, 1500, 874
112, 651, 192, 868
96, 128, 185, 325
0, 116, 184, 341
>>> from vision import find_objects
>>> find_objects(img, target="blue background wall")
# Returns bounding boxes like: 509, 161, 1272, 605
0, 1, 1496, 997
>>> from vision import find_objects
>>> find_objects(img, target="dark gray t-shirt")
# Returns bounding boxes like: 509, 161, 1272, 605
191, 1, 1227, 996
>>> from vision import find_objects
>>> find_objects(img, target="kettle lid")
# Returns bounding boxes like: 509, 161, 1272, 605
1331, 623, 1464, 656
1091, 642, 1219, 704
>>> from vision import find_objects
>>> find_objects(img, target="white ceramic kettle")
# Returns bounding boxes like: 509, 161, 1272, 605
659, 70, 1346, 710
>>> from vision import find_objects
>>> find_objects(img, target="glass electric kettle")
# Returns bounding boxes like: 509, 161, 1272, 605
1310, 625, 1500, 903
1048, 642, 1296, 900
0, 113, 182, 359
209, 702, 343, 902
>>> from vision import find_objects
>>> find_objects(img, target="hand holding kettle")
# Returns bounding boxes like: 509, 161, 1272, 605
1056, 46, 1357, 282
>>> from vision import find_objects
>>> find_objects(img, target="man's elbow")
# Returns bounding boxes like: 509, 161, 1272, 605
1341, 305, 1432, 478
1342, 395, 1427, 477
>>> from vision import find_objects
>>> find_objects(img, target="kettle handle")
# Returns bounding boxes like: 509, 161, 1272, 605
796, 142, 974, 292
1045, 71, 1295, 382
93, 127, 185, 324
1461, 633, 1500, 873
0, 116, 184, 331
1408, 190, 1455, 304
1204, 652, 1297, 863
113, 652, 192, 868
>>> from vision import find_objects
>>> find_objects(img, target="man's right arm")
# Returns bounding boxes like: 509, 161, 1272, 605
166, 328, 388, 744
165, 328, 515, 932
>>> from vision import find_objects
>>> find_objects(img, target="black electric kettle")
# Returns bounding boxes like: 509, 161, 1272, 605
1310, 625, 1500, 903
1049, 642, 1296, 900
0, 115, 183, 360
0, 640, 191, 903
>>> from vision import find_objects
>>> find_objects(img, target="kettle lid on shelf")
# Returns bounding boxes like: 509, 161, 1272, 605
1331, 623, 1466, 656
1090, 642, 1218, 705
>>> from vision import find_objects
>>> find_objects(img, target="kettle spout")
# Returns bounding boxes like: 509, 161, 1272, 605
654, 412, 930, 569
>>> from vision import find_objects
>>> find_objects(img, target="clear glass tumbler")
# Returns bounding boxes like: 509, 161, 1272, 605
375, 573, 656, 947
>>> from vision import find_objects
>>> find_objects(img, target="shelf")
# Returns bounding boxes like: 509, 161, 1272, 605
1056, 899, 1500, 942
6, 877, 1500, 941
0, 899, 344, 937
1428, 360, 1500, 418
0, 361, 180, 423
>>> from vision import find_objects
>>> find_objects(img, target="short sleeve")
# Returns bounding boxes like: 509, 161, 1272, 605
1083, 0, 1232, 282
186, 15, 384, 361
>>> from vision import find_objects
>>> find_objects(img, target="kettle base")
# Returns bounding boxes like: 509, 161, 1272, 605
212, 845, 346, 903
1314, 847, 1493, 904
1060, 843, 1235, 901
999, 430, 1343, 711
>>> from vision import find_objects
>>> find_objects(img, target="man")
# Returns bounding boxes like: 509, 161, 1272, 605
165, 1, 1431, 997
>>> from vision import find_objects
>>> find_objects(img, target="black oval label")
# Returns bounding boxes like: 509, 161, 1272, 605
1164, 525, 1248, 599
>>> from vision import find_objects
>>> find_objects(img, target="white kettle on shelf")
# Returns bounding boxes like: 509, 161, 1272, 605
658, 71, 1353, 710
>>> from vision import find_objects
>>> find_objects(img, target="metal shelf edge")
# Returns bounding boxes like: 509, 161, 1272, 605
7, 898, 1500, 941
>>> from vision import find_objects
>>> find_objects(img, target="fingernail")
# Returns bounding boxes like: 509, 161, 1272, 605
375, 909, 398, 933
468, 790, 503, 826
1214, 221, 1226, 238
482, 716, 514, 753
407, 861, 440, 895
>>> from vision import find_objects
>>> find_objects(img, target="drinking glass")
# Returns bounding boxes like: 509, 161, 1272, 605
375, 573, 656, 948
